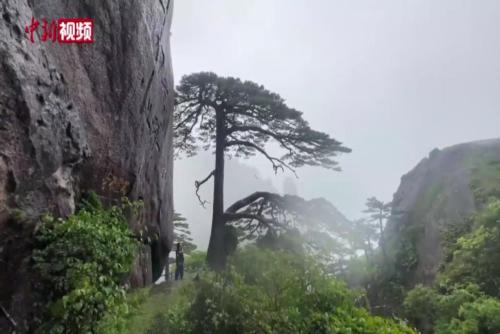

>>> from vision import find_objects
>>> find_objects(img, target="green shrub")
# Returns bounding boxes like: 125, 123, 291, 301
404, 283, 500, 334
146, 314, 170, 334
184, 250, 207, 275
436, 297, 500, 334
403, 285, 439, 333
442, 199, 500, 296
33, 195, 140, 334
435, 284, 481, 323
165, 246, 416, 333
401, 198, 500, 333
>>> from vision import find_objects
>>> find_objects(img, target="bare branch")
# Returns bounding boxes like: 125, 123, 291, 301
227, 125, 293, 150
194, 170, 215, 207
225, 140, 297, 176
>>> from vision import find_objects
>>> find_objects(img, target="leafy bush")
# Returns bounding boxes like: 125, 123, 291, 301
404, 281, 500, 333
164, 246, 415, 333
435, 284, 482, 322
184, 250, 207, 275
436, 297, 500, 334
33, 194, 140, 334
403, 285, 439, 333
442, 199, 500, 296
401, 198, 500, 334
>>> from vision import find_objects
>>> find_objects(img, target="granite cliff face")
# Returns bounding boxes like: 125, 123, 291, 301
0, 0, 174, 329
384, 138, 500, 286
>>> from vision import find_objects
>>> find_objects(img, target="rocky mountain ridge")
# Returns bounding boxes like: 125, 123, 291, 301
384, 137, 500, 286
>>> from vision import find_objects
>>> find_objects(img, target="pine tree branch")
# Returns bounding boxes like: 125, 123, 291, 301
225, 140, 296, 174
175, 102, 203, 130
194, 170, 215, 207
224, 212, 280, 228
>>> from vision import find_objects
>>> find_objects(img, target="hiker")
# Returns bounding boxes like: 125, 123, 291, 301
175, 242, 184, 280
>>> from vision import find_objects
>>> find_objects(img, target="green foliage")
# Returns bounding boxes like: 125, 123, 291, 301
33, 195, 140, 334
404, 284, 500, 334
122, 282, 193, 334
340, 256, 376, 290
360, 156, 500, 332
256, 227, 352, 273
392, 224, 421, 275
403, 285, 439, 333
348, 219, 377, 257
255, 228, 304, 253
363, 197, 391, 232
365, 223, 421, 312
438, 297, 500, 334
435, 284, 482, 323
162, 246, 415, 333
175, 72, 350, 169
440, 216, 472, 265
7, 207, 28, 222
230, 195, 355, 270
418, 181, 444, 214
366, 182, 445, 312
184, 250, 207, 275
145, 314, 170, 334
467, 155, 500, 206
441, 199, 500, 296
403, 198, 500, 334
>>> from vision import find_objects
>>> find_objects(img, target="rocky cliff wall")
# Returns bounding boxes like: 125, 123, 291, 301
384, 138, 500, 286
0, 0, 174, 330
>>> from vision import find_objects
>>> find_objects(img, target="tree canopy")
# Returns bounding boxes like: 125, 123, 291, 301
364, 197, 392, 227
175, 72, 350, 172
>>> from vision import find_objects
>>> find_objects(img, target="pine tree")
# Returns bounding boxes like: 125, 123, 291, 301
175, 72, 350, 269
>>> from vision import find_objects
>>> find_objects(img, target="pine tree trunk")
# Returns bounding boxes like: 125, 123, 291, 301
206, 109, 226, 270
364, 245, 371, 263
378, 217, 387, 259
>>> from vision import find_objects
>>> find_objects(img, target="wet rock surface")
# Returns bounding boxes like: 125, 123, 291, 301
384, 138, 500, 286
0, 0, 174, 331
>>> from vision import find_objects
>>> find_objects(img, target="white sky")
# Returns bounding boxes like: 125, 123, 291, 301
171, 0, 500, 248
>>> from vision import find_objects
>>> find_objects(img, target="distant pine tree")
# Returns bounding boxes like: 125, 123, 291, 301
363, 196, 392, 257
173, 212, 197, 254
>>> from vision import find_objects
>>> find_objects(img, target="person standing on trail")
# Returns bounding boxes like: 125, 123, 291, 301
175, 242, 184, 280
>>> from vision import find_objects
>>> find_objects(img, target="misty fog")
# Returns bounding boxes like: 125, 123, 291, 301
172, 0, 500, 248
